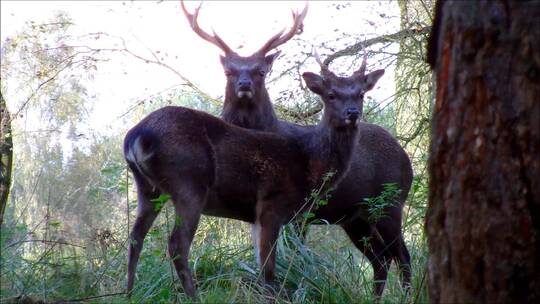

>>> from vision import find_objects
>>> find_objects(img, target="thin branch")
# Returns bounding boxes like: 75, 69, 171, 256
4, 239, 86, 249
114, 36, 221, 106
12, 62, 68, 119
323, 26, 431, 65
280, 102, 323, 121
64, 292, 126, 302
396, 117, 430, 145
116, 83, 185, 119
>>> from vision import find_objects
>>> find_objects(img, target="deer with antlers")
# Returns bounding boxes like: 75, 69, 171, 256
180, 1, 412, 297
124, 55, 375, 297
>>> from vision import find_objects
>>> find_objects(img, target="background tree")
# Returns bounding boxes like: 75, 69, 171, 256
0, 92, 13, 226
426, 1, 540, 302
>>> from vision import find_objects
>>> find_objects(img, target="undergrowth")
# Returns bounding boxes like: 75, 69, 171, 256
1, 220, 428, 303
1, 178, 429, 303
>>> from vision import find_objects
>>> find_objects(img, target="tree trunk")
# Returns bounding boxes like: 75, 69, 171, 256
426, 1, 540, 303
0, 92, 13, 226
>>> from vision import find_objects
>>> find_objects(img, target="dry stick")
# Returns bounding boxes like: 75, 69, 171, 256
63, 291, 126, 302
4, 239, 86, 249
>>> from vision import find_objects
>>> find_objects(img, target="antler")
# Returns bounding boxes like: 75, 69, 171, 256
256, 2, 309, 55
180, 0, 234, 55
313, 47, 333, 79
353, 45, 368, 77
314, 46, 368, 79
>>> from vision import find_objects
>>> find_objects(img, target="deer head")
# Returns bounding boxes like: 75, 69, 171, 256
181, 0, 308, 105
302, 50, 385, 128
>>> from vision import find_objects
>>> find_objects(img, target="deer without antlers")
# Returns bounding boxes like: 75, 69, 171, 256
124, 56, 368, 297
181, 1, 413, 296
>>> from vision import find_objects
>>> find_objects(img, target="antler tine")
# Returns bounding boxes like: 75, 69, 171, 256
312, 47, 324, 67
313, 47, 332, 78
180, 0, 234, 55
256, 2, 309, 55
354, 44, 368, 76
359, 47, 368, 75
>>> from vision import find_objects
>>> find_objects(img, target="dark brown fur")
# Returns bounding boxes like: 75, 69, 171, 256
179, 0, 412, 296
219, 54, 413, 296
124, 78, 361, 296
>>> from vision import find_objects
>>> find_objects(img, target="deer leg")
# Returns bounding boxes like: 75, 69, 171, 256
342, 219, 392, 298
397, 233, 412, 292
168, 186, 206, 298
251, 224, 261, 266
256, 212, 282, 285
375, 217, 411, 291
127, 189, 160, 296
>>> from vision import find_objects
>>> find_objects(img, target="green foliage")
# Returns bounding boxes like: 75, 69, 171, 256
1, 2, 434, 303
1, 11, 98, 131
363, 99, 397, 135
150, 194, 171, 212
1, 201, 429, 303
301, 171, 335, 226
362, 183, 402, 224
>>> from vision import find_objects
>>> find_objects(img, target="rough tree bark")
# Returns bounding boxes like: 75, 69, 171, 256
0, 92, 13, 226
426, 1, 540, 303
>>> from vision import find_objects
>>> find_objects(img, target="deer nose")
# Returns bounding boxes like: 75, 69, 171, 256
237, 79, 252, 90
346, 107, 360, 120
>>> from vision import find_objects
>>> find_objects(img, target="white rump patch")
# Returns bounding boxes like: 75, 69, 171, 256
126, 136, 156, 188
128, 136, 154, 166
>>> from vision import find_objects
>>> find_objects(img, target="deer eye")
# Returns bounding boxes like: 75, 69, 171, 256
259, 70, 266, 76
358, 93, 365, 99
327, 92, 336, 100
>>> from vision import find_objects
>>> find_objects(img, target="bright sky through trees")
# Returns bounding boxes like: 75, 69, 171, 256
1, 1, 400, 136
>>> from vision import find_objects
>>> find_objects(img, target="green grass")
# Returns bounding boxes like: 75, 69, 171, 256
0, 210, 428, 303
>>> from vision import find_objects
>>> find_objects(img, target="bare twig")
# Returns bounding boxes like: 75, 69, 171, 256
64, 292, 126, 302
323, 26, 431, 65
280, 103, 323, 121
4, 239, 86, 249
396, 117, 430, 145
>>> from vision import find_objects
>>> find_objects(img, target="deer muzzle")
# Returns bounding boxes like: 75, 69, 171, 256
237, 91, 253, 99
345, 107, 360, 126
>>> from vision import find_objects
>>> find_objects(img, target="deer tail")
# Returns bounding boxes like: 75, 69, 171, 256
124, 129, 158, 189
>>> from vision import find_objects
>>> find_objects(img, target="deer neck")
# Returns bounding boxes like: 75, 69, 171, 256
222, 88, 279, 131
305, 122, 359, 190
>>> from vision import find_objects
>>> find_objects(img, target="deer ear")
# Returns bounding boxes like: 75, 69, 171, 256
302, 72, 324, 95
364, 69, 385, 91
265, 51, 281, 68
